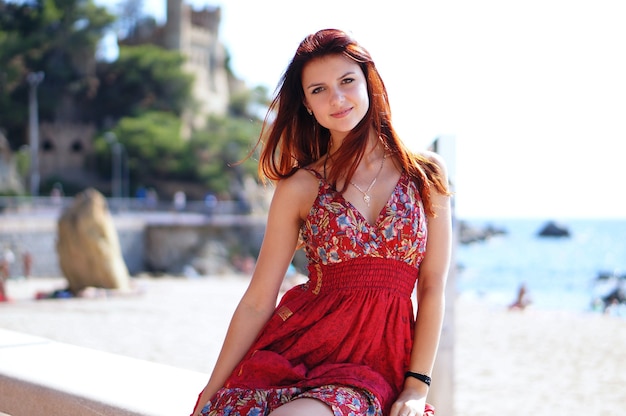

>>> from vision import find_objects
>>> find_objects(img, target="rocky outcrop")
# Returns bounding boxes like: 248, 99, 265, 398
537, 221, 570, 238
458, 221, 507, 244
56, 188, 131, 293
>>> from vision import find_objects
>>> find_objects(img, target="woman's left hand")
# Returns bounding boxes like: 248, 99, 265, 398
388, 389, 428, 416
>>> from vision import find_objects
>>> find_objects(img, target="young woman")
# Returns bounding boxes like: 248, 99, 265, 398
191, 28, 452, 416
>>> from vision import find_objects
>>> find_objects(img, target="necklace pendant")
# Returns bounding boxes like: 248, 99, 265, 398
363, 194, 371, 206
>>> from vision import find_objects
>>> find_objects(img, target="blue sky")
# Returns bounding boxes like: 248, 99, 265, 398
97, 0, 626, 219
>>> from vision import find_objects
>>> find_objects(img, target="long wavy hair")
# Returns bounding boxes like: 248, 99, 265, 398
255, 29, 449, 216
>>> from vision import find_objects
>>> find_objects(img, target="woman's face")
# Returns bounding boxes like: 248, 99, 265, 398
302, 54, 369, 140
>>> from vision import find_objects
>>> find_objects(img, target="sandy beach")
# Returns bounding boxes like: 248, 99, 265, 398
1, 276, 625, 416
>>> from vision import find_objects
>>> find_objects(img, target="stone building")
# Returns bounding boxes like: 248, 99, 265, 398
38, 122, 96, 185
164, 0, 231, 124
124, 0, 236, 130
32, 0, 236, 191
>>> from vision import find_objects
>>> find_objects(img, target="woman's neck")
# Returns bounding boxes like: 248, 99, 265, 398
329, 133, 381, 158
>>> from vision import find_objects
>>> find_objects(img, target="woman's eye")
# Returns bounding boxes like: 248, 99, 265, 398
342, 78, 354, 84
311, 87, 324, 94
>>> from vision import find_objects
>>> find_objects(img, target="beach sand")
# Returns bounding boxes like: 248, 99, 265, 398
1, 276, 625, 416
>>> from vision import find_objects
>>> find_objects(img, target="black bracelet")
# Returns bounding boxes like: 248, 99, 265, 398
404, 371, 431, 386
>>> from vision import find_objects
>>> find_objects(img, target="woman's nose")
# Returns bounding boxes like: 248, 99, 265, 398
329, 88, 344, 106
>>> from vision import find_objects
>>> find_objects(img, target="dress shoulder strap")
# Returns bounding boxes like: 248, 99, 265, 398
303, 167, 324, 180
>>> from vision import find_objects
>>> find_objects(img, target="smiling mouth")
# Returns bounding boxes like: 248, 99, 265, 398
331, 107, 352, 118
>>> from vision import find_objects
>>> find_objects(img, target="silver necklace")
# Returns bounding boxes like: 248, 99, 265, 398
350, 153, 386, 207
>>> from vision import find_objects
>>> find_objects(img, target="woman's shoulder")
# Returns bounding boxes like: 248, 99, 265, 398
415, 149, 447, 168
274, 167, 323, 220
275, 167, 323, 200
412, 149, 449, 176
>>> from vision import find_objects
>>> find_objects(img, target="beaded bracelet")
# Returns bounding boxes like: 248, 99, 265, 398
404, 371, 431, 386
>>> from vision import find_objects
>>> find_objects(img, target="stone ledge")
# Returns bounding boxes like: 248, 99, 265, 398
0, 328, 207, 416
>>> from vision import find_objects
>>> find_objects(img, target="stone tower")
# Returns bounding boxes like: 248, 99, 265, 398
164, 0, 230, 129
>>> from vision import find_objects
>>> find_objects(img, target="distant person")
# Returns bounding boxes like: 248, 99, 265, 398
135, 186, 147, 207
174, 190, 187, 211
508, 283, 531, 310
50, 183, 64, 205
600, 281, 625, 314
0, 273, 6, 301
231, 254, 256, 275
0, 246, 15, 301
22, 250, 32, 279
190, 29, 451, 416
146, 188, 158, 210
1, 246, 15, 280
204, 193, 217, 216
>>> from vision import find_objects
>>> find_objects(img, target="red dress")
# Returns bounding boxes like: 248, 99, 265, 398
199, 170, 434, 416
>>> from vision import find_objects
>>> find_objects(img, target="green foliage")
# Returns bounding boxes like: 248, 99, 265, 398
0, 189, 21, 197
0, 0, 115, 147
94, 45, 194, 123
92, 112, 263, 197
0, 0, 271, 201
187, 116, 262, 194
228, 85, 271, 119
119, 111, 185, 179
94, 111, 185, 184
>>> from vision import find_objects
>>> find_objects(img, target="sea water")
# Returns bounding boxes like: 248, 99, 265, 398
455, 218, 626, 315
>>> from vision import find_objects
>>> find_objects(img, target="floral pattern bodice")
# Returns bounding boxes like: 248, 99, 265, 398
300, 169, 428, 269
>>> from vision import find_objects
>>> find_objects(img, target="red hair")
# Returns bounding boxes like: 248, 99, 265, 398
256, 29, 449, 216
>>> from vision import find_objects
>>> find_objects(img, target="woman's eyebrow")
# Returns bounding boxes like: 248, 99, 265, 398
306, 71, 356, 89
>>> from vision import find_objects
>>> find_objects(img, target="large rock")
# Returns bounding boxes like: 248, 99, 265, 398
56, 188, 131, 293
537, 220, 571, 238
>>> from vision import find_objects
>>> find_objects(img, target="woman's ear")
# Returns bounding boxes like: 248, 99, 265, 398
303, 101, 313, 115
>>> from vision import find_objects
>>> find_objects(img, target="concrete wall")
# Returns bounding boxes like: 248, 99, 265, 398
0, 213, 266, 279
0, 328, 207, 416
0, 219, 62, 278
0, 215, 146, 278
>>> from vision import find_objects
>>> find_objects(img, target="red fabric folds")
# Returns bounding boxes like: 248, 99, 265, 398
204, 170, 434, 415
226, 257, 419, 414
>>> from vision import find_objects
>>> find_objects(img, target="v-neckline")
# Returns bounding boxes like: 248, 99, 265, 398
319, 170, 405, 228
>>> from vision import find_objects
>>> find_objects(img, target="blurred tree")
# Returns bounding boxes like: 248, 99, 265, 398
93, 111, 185, 188
187, 115, 262, 195
115, 0, 144, 39
93, 44, 194, 127
1, 0, 269, 201
228, 85, 270, 119
0, 0, 115, 148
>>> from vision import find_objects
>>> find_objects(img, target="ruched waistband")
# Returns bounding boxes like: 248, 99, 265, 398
306, 257, 418, 297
